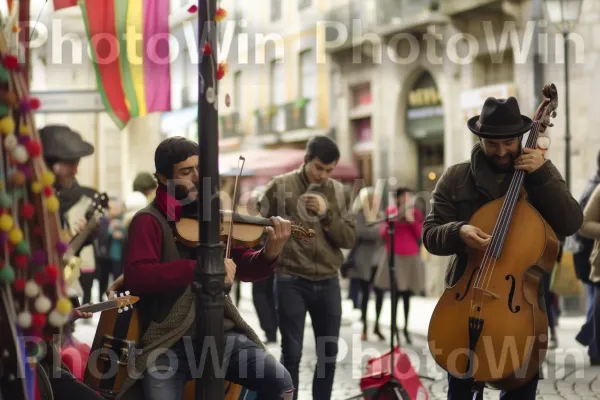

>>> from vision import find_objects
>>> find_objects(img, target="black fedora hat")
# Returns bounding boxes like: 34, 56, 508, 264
39, 124, 94, 161
467, 97, 533, 139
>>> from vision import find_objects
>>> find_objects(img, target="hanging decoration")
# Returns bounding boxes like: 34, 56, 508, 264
0, 30, 71, 400
78, 0, 172, 130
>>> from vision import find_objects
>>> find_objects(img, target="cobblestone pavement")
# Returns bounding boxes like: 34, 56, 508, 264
73, 282, 600, 400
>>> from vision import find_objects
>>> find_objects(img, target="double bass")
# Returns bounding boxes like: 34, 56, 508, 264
427, 84, 560, 391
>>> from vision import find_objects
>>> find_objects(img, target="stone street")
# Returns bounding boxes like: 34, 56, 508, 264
73, 281, 600, 400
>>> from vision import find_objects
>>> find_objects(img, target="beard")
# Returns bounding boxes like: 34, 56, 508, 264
171, 181, 201, 218
486, 153, 516, 173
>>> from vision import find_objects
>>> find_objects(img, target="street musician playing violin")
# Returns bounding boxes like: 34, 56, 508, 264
423, 96, 583, 400
115, 136, 294, 400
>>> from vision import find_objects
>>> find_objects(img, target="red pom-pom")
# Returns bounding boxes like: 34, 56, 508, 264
13, 278, 25, 292
33, 227, 41, 236
25, 140, 42, 157
20, 203, 35, 219
32, 313, 46, 329
43, 186, 53, 197
34, 271, 45, 285
29, 98, 41, 110
45, 264, 59, 283
2, 55, 18, 70
203, 42, 212, 56
187, 4, 197, 13
14, 254, 28, 269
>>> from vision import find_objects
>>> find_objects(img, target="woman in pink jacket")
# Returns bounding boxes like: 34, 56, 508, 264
373, 187, 424, 345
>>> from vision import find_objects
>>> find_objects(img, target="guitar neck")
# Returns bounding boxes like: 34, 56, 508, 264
76, 299, 117, 314
65, 216, 100, 260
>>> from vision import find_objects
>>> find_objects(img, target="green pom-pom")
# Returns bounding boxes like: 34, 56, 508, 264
0, 192, 11, 208
12, 188, 23, 199
0, 104, 8, 116
0, 264, 15, 283
0, 66, 9, 83
15, 241, 30, 255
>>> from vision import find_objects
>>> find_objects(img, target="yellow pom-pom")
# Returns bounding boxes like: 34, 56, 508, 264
56, 298, 72, 315
8, 227, 23, 244
19, 125, 29, 135
46, 196, 59, 212
41, 171, 55, 186
31, 181, 42, 194
0, 214, 13, 231
0, 117, 15, 135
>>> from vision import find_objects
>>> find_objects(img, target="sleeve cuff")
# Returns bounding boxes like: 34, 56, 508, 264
450, 221, 468, 250
259, 247, 279, 266
524, 160, 555, 186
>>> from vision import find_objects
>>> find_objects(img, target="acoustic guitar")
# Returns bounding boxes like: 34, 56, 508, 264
63, 192, 109, 294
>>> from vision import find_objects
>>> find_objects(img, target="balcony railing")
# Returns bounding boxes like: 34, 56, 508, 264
253, 98, 315, 135
219, 112, 242, 139
325, 0, 437, 48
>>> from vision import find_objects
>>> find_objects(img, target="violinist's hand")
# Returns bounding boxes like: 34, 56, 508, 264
224, 258, 236, 287
515, 148, 546, 173
264, 216, 292, 261
459, 225, 491, 249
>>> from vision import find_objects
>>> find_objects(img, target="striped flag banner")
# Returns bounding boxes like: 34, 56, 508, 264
78, 0, 172, 129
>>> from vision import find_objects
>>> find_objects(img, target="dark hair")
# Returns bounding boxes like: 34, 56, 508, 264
154, 136, 198, 180
133, 172, 158, 192
305, 136, 340, 164
396, 187, 413, 198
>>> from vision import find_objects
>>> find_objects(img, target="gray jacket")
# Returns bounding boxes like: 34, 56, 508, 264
352, 212, 386, 281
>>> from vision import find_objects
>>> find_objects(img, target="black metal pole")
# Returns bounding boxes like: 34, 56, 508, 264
563, 31, 571, 191
195, 0, 225, 398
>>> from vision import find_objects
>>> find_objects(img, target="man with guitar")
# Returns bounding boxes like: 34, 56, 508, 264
114, 136, 295, 400
39, 124, 102, 304
36, 124, 105, 399
422, 96, 583, 399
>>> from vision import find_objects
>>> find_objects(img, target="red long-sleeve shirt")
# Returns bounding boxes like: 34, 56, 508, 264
123, 185, 277, 294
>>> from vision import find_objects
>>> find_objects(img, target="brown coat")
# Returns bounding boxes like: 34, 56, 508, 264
422, 142, 583, 286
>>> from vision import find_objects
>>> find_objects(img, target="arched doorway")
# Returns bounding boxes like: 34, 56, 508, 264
404, 71, 444, 193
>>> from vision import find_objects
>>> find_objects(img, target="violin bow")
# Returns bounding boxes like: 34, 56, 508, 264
225, 156, 245, 259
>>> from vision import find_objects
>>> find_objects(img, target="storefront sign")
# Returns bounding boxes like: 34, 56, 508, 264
460, 83, 515, 121
405, 71, 444, 139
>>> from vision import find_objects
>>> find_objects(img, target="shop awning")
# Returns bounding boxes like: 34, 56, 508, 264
219, 148, 359, 181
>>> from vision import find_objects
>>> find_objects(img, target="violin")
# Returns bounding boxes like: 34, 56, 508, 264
174, 205, 315, 248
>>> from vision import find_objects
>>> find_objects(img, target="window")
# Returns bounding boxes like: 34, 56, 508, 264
299, 49, 316, 127
298, 0, 312, 10
271, 0, 282, 21
351, 83, 371, 107
270, 60, 285, 131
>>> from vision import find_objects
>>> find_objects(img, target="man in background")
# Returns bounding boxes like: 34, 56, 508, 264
258, 136, 357, 400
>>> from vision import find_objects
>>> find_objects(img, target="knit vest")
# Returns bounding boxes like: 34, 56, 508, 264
116, 203, 265, 400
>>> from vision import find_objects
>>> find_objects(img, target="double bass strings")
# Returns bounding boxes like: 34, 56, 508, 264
471, 121, 542, 320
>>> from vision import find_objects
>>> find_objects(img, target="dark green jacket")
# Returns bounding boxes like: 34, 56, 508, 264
422, 142, 583, 286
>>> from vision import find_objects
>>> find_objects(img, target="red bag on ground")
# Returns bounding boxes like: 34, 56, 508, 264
359, 345, 428, 400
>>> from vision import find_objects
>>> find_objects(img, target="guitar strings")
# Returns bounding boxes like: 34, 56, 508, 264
470, 121, 541, 320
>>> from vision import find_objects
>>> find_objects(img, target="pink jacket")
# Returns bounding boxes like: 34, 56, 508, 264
379, 205, 423, 256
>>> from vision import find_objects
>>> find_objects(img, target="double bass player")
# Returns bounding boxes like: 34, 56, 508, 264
422, 96, 583, 399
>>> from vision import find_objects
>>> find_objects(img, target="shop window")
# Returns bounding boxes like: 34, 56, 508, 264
351, 83, 371, 108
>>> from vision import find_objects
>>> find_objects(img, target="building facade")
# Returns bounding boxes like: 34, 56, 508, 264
327, 0, 600, 297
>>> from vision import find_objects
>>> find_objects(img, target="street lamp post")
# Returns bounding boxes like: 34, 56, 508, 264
543, 0, 583, 191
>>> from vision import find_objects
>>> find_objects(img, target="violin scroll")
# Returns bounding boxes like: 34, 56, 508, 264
291, 225, 315, 242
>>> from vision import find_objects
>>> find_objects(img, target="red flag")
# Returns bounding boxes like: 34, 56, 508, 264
53, 0, 78, 10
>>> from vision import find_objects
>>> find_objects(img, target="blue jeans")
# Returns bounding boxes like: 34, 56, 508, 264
142, 331, 294, 400
447, 374, 538, 400
277, 273, 342, 400
576, 284, 599, 359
